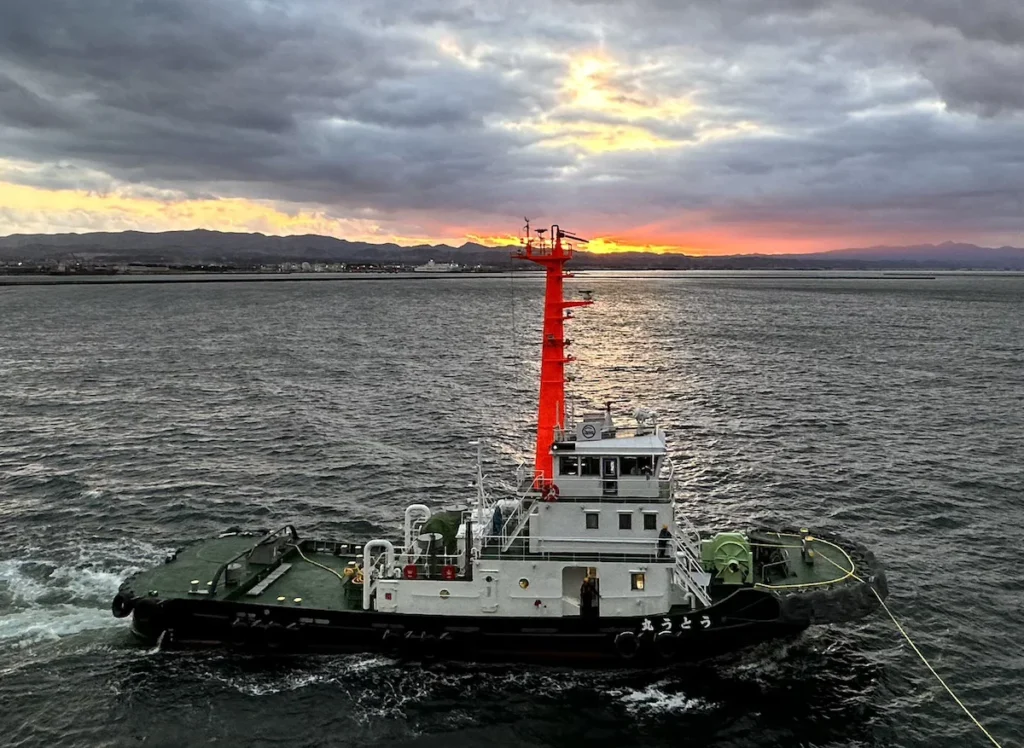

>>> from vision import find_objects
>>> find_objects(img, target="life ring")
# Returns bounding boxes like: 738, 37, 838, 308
111, 593, 134, 619
614, 630, 639, 659
541, 483, 560, 502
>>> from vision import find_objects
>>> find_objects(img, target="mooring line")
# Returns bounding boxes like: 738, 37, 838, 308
290, 543, 347, 583
816, 552, 1004, 747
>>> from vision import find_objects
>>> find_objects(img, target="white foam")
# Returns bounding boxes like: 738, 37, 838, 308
0, 559, 51, 605
0, 604, 122, 647
614, 683, 713, 715
0, 542, 165, 647
49, 565, 134, 604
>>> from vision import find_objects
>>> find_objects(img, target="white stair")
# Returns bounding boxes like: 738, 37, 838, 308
671, 506, 711, 607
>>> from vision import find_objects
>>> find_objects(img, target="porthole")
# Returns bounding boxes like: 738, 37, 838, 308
439, 589, 450, 599
519, 578, 530, 589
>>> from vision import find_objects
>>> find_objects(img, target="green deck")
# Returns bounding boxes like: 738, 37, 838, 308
749, 530, 856, 589
126, 535, 368, 613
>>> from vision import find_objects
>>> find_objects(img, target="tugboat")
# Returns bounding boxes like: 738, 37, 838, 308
112, 223, 888, 665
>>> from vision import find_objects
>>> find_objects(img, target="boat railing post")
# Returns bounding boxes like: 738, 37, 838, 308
362, 540, 395, 610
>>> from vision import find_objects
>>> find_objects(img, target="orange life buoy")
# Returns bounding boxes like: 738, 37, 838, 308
541, 483, 560, 502
403, 564, 418, 580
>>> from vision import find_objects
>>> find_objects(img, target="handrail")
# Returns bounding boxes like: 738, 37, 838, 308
480, 546, 667, 564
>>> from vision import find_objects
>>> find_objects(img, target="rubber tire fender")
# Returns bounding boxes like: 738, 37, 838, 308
614, 630, 639, 659
654, 630, 677, 660
111, 593, 134, 619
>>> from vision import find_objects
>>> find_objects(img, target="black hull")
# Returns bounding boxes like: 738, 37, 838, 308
127, 587, 810, 667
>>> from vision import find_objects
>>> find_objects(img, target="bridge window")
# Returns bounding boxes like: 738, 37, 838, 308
560, 456, 579, 476
585, 512, 599, 530
643, 513, 658, 531
621, 456, 655, 476
579, 456, 601, 476
618, 513, 632, 530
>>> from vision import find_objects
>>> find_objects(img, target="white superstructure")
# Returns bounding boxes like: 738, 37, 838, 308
359, 406, 712, 618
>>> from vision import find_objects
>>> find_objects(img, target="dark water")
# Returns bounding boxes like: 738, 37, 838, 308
0, 272, 1021, 748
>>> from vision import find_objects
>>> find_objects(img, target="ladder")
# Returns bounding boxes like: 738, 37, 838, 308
672, 506, 712, 607
501, 500, 537, 552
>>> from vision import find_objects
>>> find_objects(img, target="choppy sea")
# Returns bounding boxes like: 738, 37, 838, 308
0, 271, 1021, 747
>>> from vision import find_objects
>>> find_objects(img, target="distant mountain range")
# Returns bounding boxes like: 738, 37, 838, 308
1, 230, 1023, 270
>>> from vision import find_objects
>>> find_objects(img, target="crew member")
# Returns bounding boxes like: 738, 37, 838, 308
580, 576, 599, 619
658, 525, 672, 559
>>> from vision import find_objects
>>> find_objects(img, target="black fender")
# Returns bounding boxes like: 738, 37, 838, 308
131, 597, 167, 639
614, 630, 639, 659
654, 630, 678, 659
381, 629, 402, 652
111, 593, 134, 619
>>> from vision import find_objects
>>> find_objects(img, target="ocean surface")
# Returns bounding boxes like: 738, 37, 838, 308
0, 271, 1021, 748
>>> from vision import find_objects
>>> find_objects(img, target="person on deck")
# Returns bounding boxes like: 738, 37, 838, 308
658, 525, 672, 559
580, 576, 599, 619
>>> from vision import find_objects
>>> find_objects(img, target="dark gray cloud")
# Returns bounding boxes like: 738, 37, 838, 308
0, 0, 1022, 245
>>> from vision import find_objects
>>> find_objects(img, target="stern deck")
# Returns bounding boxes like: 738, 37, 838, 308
124, 535, 368, 614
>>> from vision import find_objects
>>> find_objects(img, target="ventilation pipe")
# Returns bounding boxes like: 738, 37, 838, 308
404, 504, 432, 549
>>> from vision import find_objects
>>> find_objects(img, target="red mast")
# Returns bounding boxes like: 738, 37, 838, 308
514, 223, 592, 488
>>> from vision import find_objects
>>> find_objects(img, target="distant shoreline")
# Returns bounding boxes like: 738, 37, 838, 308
6, 270, 1023, 286
0, 272, 508, 286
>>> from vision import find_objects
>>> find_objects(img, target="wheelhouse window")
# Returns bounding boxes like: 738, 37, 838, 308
579, 456, 601, 476
585, 512, 599, 530
618, 513, 632, 530
631, 572, 646, 591
560, 456, 579, 476
621, 456, 655, 476
643, 513, 658, 531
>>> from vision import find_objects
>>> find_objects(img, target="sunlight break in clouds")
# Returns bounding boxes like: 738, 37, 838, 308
1, 0, 1023, 252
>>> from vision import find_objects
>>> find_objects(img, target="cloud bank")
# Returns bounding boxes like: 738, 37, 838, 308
1, 0, 1022, 252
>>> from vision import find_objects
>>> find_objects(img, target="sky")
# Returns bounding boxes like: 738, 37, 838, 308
1, 1, 1023, 255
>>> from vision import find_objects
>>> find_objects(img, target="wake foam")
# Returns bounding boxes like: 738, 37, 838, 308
0, 537, 172, 648
0, 604, 117, 647
612, 681, 714, 715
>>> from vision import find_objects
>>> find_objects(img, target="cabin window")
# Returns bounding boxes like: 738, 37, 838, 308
560, 456, 579, 476
585, 512, 599, 530
631, 572, 646, 591
579, 456, 601, 476
621, 456, 655, 476
643, 513, 658, 531
618, 513, 632, 530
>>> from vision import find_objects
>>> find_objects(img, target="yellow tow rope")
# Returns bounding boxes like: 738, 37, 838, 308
812, 551, 1005, 747
290, 543, 347, 584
